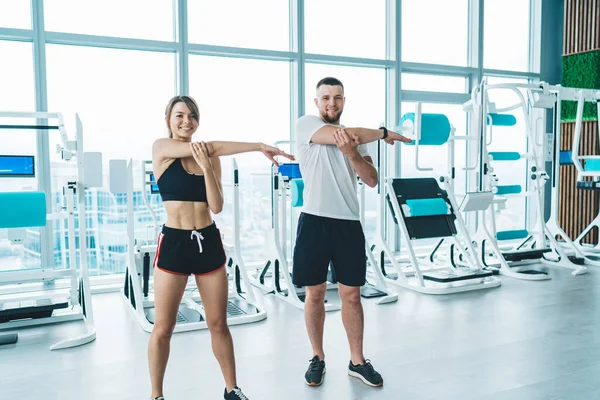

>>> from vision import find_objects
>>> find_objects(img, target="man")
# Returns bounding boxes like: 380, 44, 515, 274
293, 77, 411, 387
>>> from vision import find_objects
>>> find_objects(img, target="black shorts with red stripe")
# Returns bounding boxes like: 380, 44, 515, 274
154, 223, 227, 276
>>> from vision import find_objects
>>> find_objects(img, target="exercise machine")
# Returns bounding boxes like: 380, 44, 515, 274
253, 162, 340, 311
563, 88, 600, 256
117, 158, 266, 333
253, 154, 398, 311
373, 108, 501, 294
469, 81, 588, 276
0, 112, 100, 349
464, 81, 552, 279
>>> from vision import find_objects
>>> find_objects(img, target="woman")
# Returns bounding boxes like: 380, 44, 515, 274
149, 95, 293, 400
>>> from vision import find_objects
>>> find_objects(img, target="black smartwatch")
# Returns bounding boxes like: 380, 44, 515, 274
379, 126, 388, 139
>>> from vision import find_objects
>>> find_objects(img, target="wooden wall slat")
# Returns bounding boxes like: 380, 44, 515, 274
575, 0, 579, 52
564, 0, 600, 55
585, 0, 590, 50
569, 0, 572, 53
563, 0, 567, 54
593, 0, 596, 50
597, 0, 600, 49
563, 1, 573, 54
565, 0, 571, 54
573, 0, 577, 50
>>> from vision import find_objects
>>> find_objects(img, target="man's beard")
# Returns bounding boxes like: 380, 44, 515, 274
321, 109, 342, 124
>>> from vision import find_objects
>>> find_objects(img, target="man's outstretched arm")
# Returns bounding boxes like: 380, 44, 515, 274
311, 125, 412, 146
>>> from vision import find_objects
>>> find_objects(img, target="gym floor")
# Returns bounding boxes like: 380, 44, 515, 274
1, 264, 598, 400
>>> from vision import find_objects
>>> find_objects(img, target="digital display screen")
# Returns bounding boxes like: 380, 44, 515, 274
0, 155, 35, 177
149, 173, 159, 194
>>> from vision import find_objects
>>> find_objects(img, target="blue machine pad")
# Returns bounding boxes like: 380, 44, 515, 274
0, 191, 47, 228
405, 198, 448, 217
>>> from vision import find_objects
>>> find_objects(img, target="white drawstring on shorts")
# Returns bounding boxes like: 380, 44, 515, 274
190, 230, 204, 253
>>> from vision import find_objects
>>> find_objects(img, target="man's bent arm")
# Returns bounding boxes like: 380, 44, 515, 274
349, 155, 377, 188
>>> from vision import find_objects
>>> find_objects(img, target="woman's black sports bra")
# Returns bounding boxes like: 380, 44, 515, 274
156, 159, 208, 202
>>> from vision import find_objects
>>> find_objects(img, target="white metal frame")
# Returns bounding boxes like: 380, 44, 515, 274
547, 87, 600, 259
0, 111, 96, 350
252, 166, 340, 312
372, 106, 501, 294
464, 83, 552, 280
470, 82, 588, 276
120, 159, 267, 333
358, 180, 399, 305
380, 179, 501, 295
222, 159, 268, 318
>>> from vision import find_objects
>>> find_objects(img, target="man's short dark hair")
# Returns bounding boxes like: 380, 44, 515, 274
316, 77, 344, 91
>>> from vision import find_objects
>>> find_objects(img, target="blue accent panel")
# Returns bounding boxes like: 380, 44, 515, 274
487, 113, 517, 126
585, 159, 600, 171
497, 229, 529, 241
496, 185, 522, 195
489, 151, 521, 161
278, 163, 302, 179
405, 198, 448, 217
291, 179, 304, 207
0, 191, 47, 228
400, 113, 451, 146
559, 151, 573, 165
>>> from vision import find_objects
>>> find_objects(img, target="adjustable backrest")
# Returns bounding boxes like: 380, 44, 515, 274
387, 178, 457, 240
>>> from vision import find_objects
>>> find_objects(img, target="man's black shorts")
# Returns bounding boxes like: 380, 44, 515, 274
292, 212, 366, 287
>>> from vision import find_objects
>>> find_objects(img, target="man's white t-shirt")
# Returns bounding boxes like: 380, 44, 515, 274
296, 115, 370, 221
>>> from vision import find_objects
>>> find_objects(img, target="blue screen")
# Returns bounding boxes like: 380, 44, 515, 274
149, 173, 159, 194
0, 155, 35, 177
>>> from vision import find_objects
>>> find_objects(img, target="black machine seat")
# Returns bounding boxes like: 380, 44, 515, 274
388, 178, 457, 240
502, 248, 551, 262
576, 181, 600, 190
423, 269, 494, 283
0, 297, 69, 323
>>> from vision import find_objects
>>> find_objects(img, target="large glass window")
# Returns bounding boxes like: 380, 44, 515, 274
402, 0, 469, 66
46, 44, 176, 276
44, 0, 175, 41
188, 0, 289, 51
0, 1, 31, 29
0, 41, 38, 271
402, 73, 468, 93
189, 56, 290, 265
0, 0, 544, 278
305, 64, 386, 243
484, 0, 531, 71
0, 41, 35, 111
304, 0, 386, 59
46, 45, 175, 161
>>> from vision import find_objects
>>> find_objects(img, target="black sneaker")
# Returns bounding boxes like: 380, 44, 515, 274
224, 386, 249, 400
348, 359, 383, 387
152, 397, 164, 400
305, 355, 326, 386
